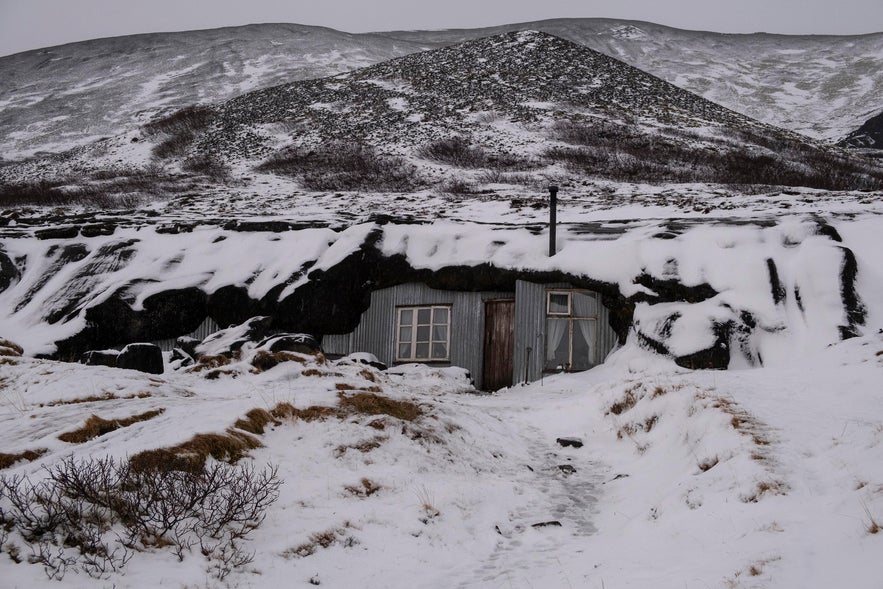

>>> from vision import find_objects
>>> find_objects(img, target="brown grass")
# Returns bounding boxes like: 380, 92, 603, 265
337, 392, 422, 421
190, 354, 231, 372
358, 368, 377, 382
129, 429, 261, 473
651, 386, 667, 398
335, 382, 383, 393
58, 409, 165, 444
334, 437, 386, 457
234, 408, 279, 435
0, 448, 48, 470
743, 480, 787, 503
608, 388, 639, 415
43, 391, 152, 407
0, 338, 23, 357
344, 477, 382, 497
285, 526, 352, 558
250, 350, 309, 372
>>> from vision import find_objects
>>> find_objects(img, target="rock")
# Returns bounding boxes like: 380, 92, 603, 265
257, 333, 321, 354
558, 464, 576, 475
81, 349, 119, 367
116, 343, 163, 374
35, 226, 79, 240
176, 336, 200, 359
170, 347, 194, 367
0, 246, 20, 293
336, 352, 387, 371
556, 437, 584, 448
531, 520, 562, 528
196, 316, 277, 357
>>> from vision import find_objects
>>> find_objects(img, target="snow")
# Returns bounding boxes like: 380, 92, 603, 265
1, 325, 880, 588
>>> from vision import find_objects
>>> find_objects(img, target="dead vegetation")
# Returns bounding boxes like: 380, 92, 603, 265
58, 409, 165, 444
608, 385, 640, 415
334, 437, 386, 458
42, 391, 152, 407
129, 430, 261, 474
0, 339, 23, 357
284, 524, 358, 559
344, 477, 382, 498
249, 349, 308, 372
0, 448, 48, 470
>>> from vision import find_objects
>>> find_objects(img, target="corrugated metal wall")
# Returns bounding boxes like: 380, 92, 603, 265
152, 316, 221, 352
512, 280, 619, 384
323, 283, 512, 388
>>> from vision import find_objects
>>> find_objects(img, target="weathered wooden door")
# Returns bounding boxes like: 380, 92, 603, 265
483, 299, 515, 391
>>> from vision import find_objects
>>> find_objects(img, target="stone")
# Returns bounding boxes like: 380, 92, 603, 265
116, 343, 163, 374
81, 349, 119, 368
556, 437, 584, 448
258, 333, 321, 355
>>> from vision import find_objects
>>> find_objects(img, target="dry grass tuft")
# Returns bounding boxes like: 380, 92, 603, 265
43, 391, 152, 407
651, 386, 667, 398
250, 350, 309, 372
337, 392, 422, 421
129, 429, 261, 473
358, 368, 377, 382
743, 480, 787, 503
0, 448, 48, 470
862, 502, 881, 534
0, 338, 23, 357
301, 368, 325, 377
335, 382, 383, 393
58, 409, 165, 444
345, 477, 382, 497
234, 408, 280, 435
285, 526, 355, 558
334, 437, 386, 458
190, 354, 231, 373
608, 387, 639, 415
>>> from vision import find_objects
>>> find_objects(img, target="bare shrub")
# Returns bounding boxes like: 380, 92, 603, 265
420, 137, 489, 168
0, 456, 279, 580
182, 153, 229, 179
143, 106, 215, 137
257, 142, 422, 192
439, 178, 478, 194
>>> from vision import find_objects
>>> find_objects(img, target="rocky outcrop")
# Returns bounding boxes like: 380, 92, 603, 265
116, 343, 163, 374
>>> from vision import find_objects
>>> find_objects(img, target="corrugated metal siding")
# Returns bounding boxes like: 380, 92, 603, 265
323, 283, 513, 389
513, 280, 619, 382
152, 316, 221, 352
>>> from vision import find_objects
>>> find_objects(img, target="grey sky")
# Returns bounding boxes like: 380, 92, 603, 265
1, 0, 882, 57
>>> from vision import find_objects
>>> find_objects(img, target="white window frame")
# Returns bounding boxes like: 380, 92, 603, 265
395, 305, 451, 362
546, 291, 572, 316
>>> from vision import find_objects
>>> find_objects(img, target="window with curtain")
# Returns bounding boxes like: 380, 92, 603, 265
544, 290, 598, 372
396, 306, 451, 362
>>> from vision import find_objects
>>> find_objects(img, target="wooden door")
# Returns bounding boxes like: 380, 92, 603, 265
483, 299, 515, 391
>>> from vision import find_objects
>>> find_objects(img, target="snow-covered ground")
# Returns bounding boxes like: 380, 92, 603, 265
1, 322, 881, 588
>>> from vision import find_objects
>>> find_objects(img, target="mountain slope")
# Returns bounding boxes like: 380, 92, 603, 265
2, 19, 883, 160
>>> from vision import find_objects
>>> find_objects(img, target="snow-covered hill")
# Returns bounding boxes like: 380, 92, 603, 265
1, 19, 882, 160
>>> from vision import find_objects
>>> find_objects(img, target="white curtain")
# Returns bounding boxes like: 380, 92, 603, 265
576, 319, 595, 367
572, 292, 596, 318
545, 318, 568, 363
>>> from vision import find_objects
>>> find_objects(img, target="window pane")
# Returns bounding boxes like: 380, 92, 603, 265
548, 292, 570, 314
400, 309, 413, 325
572, 292, 596, 318
571, 320, 594, 371
431, 342, 447, 359
417, 308, 431, 324
399, 326, 412, 342
432, 324, 447, 341
544, 318, 570, 370
415, 343, 429, 359
433, 307, 449, 324
398, 343, 411, 359
416, 325, 430, 341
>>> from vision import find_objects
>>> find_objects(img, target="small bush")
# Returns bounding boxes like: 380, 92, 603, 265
143, 106, 215, 137
257, 142, 422, 192
181, 153, 229, 179
0, 456, 279, 580
420, 137, 489, 168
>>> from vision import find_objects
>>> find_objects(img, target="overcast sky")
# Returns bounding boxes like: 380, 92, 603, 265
2, 0, 882, 57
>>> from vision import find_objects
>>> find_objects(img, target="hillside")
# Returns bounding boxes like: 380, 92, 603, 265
3, 31, 882, 203
1, 19, 883, 161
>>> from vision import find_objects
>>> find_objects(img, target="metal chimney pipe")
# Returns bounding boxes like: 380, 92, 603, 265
548, 184, 559, 256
